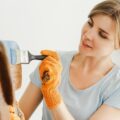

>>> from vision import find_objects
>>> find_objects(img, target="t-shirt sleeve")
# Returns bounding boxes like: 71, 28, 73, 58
29, 64, 42, 88
104, 86, 120, 109
103, 71, 120, 109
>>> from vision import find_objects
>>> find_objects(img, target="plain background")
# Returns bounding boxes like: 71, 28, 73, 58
1, 0, 120, 119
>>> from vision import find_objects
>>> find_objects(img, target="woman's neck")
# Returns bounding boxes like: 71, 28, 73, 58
72, 53, 114, 75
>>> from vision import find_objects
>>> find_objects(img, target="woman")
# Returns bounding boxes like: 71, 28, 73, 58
0, 41, 24, 120
20, 0, 120, 120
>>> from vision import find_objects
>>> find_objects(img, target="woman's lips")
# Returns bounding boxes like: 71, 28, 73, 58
82, 41, 93, 48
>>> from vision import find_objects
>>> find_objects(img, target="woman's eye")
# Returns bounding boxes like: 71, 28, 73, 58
99, 32, 107, 39
88, 21, 93, 27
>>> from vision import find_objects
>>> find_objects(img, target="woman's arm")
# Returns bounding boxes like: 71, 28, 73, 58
39, 50, 75, 120
50, 103, 120, 120
89, 104, 120, 120
19, 81, 43, 120
51, 101, 74, 120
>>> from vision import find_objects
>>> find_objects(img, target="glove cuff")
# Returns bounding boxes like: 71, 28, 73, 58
41, 87, 61, 109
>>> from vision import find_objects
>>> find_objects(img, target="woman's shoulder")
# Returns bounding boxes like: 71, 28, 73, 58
112, 65, 120, 83
101, 65, 120, 109
105, 65, 120, 87
113, 65, 120, 86
57, 50, 76, 63
58, 50, 76, 57
102, 65, 120, 99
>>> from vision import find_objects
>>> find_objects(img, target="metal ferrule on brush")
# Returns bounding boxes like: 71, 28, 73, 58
11, 49, 46, 64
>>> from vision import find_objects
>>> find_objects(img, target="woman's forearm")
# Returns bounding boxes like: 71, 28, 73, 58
51, 101, 75, 120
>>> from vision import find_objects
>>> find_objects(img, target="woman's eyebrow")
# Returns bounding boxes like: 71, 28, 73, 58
91, 17, 109, 35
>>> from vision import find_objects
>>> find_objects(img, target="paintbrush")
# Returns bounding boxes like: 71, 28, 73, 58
10, 49, 47, 64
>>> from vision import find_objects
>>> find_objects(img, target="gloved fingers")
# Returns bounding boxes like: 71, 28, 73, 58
40, 61, 58, 77
39, 61, 60, 86
40, 50, 60, 61
40, 61, 59, 80
42, 56, 62, 71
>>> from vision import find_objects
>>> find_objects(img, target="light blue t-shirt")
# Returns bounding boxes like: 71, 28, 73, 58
30, 51, 120, 120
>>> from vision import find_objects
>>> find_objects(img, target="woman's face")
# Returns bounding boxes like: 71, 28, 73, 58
79, 14, 116, 58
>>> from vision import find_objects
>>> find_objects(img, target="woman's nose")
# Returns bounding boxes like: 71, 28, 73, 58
84, 28, 94, 41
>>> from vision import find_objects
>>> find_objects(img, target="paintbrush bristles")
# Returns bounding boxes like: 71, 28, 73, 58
14, 49, 29, 64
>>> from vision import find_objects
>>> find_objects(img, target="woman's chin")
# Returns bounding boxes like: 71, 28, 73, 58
79, 47, 93, 56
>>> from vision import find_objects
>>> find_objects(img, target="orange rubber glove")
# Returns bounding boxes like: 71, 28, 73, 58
39, 50, 62, 109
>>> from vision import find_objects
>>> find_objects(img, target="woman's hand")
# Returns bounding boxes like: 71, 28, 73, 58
39, 50, 62, 109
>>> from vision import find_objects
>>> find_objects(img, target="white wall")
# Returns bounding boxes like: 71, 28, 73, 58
1, 0, 120, 119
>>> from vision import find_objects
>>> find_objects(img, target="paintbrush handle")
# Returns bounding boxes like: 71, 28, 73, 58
28, 51, 47, 61
31, 55, 47, 60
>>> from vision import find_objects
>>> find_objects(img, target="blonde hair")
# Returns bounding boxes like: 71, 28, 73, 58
88, 0, 120, 49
